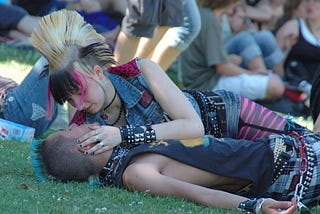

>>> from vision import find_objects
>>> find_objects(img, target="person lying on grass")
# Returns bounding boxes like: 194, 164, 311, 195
0, 57, 58, 137
31, 123, 320, 213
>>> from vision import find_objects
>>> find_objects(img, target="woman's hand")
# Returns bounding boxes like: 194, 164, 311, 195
262, 198, 297, 214
77, 124, 122, 155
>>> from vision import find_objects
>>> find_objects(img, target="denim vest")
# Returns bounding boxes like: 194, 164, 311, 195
86, 72, 168, 126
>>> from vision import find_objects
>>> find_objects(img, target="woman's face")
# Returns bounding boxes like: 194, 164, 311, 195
228, 6, 247, 33
295, 2, 307, 20
67, 71, 108, 114
305, 0, 320, 21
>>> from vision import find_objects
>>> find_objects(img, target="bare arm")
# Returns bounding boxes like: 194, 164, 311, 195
216, 62, 265, 76
138, 59, 204, 140
244, 5, 272, 23
123, 162, 296, 213
275, 20, 299, 58
123, 162, 245, 210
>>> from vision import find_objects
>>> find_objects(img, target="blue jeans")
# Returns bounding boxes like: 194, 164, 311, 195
161, 0, 201, 52
225, 30, 284, 69
1, 57, 58, 137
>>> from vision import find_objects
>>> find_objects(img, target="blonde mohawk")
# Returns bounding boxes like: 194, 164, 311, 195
30, 9, 106, 72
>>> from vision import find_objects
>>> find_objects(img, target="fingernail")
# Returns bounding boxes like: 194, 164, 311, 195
76, 139, 80, 143
84, 151, 89, 155
79, 144, 83, 148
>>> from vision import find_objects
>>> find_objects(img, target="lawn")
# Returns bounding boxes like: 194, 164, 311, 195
0, 43, 318, 213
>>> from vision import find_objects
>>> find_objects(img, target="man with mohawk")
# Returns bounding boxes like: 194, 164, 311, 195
0, 57, 58, 137
30, 121, 320, 214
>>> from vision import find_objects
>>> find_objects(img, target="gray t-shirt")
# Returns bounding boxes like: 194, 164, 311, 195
180, 7, 228, 91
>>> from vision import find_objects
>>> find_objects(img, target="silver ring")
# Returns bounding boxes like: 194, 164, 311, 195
99, 141, 105, 147
95, 130, 98, 135
95, 135, 100, 141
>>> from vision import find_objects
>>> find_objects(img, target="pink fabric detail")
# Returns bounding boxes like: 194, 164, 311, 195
238, 97, 286, 140
108, 58, 141, 79
70, 110, 87, 125
241, 100, 257, 139
71, 70, 86, 109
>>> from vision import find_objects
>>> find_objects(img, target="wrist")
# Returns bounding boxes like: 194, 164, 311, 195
255, 198, 271, 214
119, 125, 157, 145
238, 198, 270, 214
238, 198, 257, 213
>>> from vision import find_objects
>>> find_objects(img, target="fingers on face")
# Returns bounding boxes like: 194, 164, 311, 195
85, 142, 109, 155
77, 129, 101, 146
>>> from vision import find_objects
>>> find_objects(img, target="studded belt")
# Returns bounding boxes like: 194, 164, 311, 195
184, 90, 227, 138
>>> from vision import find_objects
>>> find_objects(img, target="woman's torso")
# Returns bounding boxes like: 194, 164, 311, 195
286, 18, 320, 82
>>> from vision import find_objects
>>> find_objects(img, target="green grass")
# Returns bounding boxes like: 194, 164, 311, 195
0, 44, 319, 214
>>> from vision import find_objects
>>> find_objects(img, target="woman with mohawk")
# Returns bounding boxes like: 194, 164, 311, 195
30, 9, 306, 155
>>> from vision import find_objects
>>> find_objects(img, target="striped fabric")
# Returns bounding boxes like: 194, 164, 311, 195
238, 97, 287, 140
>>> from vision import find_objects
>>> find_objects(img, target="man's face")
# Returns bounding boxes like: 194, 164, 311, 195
47, 123, 92, 140
46, 123, 99, 153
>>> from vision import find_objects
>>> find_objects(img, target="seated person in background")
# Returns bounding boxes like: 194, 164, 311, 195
31, 122, 320, 213
260, 0, 315, 117
0, 4, 39, 44
180, 0, 284, 102
65, 0, 124, 49
273, 0, 307, 36
12, 0, 66, 16
0, 57, 58, 137
114, 0, 193, 72
276, 0, 319, 103
222, 3, 285, 76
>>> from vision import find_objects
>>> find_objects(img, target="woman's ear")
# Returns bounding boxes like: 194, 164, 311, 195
93, 65, 104, 79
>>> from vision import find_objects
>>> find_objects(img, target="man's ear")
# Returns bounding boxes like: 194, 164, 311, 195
93, 65, 104, 79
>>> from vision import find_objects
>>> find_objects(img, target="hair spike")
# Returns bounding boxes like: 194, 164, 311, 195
30, 139, 49, 183
30, 9, 106, 73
